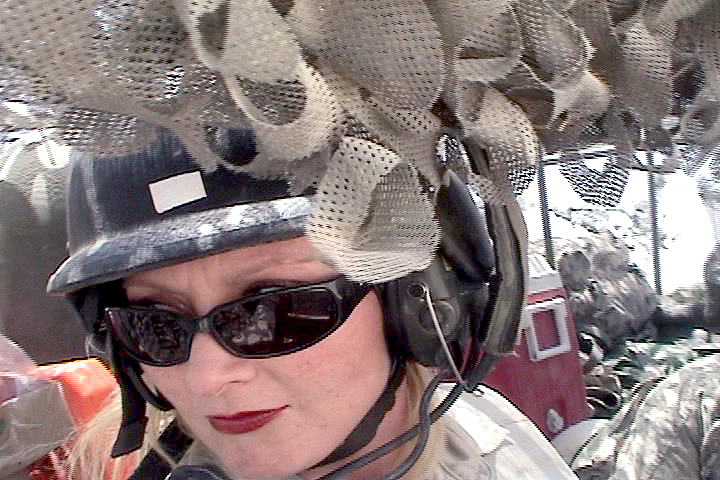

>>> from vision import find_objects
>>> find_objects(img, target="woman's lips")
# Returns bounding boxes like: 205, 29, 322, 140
208, 406, 287, 434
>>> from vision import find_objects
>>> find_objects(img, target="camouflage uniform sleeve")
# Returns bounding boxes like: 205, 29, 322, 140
572, 354, 720, 480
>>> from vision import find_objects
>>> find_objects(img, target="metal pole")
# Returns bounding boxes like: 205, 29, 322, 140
538, 160, 555, 267
648, 168, 662, 295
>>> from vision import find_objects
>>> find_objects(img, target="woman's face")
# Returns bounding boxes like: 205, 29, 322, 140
128, 237, 407, 479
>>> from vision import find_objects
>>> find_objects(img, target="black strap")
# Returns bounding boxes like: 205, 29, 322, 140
130, 420, 194, 480
165, 465, 231, 480
110, 340, 173, 457
315, 356, 407, 467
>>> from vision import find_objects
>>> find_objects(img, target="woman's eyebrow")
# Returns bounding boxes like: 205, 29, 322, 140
124, 289, 192, 313
240, 278, 304, 293
229, 270, 338, 295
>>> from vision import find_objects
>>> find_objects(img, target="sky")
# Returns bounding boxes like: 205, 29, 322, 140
520, 162, 715, 293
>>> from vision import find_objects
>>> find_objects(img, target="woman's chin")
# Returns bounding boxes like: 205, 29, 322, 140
218, 455, 316, 480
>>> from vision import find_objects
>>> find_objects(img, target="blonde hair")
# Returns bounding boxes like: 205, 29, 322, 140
402, 364, 447, 480
65, 390, 175, 480
65, 362, 447, 480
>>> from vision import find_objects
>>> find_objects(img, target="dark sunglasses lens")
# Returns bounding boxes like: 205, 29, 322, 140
108, 309, 191, 365
212, 287, 340, 356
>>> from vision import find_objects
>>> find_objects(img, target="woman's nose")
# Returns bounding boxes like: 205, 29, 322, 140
184, 332, 258, 396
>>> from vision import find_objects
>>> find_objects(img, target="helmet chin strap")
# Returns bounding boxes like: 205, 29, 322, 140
110, 336, 174, 458
313, 355, 407, 468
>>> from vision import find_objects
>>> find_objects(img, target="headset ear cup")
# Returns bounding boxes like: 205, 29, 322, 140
436, 169, 494, 282
381, 167, 495, 372
66, 286, 102, 334
380, 280, 415, 362
66, 281, 175, 457
380, 260, 465, 368
66, 280, 127, 335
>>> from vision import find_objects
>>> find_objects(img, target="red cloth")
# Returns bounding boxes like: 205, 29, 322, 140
21, 360, 118, 480
33, 359, 117, 427
28, 449, 68, 480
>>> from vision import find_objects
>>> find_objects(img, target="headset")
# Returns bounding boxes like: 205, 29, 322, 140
382, 167, 495, 382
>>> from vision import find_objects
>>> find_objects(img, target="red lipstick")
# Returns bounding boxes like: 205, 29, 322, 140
208, 407, 287, 434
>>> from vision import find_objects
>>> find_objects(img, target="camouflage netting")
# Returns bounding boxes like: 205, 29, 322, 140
1, 0, 720, 283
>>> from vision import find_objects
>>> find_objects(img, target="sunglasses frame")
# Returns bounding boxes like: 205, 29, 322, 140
105, 277, 371, 366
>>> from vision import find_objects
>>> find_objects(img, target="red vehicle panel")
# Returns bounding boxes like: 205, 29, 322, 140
484, 253, 589, 439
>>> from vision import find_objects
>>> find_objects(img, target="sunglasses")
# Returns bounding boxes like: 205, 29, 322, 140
105, 277, 371, 366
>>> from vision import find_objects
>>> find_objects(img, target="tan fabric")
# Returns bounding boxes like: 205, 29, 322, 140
440, 386, 578, 480
2, 0, 719, 285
